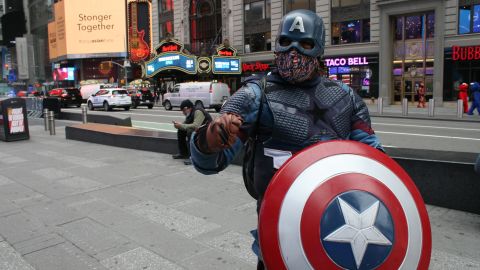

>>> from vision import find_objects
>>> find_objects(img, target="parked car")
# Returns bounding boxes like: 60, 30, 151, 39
162, 81, 230, 112
87, 88, 131, 111
79, 84, 114, 101
48, 88, 82, 107
128, 88, 154, 109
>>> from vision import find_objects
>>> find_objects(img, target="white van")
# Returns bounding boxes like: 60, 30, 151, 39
79, 84, 114, 101
163, 81, 230, 112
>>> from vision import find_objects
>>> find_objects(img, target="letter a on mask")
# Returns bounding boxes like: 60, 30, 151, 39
289, 16, 305, 33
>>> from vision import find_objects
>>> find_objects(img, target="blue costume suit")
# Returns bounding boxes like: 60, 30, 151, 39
467, 83, 480, 115
189, 72, 383, 262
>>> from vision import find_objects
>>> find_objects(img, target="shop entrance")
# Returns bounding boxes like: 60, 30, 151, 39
403, 78, 424, 102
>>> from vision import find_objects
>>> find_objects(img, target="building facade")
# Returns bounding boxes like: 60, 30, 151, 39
149, 0, 480, 105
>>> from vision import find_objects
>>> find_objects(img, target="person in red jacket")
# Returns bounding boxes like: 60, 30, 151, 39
417, 82, 426, 108
459, 82, 469, 113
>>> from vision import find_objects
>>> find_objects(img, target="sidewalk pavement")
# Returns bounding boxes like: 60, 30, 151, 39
364, 99, 480, 121
0, 119, 479, 270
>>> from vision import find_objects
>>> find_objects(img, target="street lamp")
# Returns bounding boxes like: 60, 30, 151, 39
102, 60, 131, 88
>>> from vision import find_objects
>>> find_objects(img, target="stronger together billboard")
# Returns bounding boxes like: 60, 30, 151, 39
49, 0, 126, 60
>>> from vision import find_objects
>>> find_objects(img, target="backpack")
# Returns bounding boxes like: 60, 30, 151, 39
242, 77, 266, 200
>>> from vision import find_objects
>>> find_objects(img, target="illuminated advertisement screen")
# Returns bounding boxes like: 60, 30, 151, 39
212, 57, 241, 74
51, 0, 126, 59
53, 67, 75, 81
146, 53, 197, 76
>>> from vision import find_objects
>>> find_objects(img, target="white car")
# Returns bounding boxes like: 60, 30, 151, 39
87, 88, 131, 111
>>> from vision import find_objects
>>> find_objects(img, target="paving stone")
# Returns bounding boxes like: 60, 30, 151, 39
120, 221, 209, 263
0, 212, 50, 244
170, 198, 257, 233
32, 168, 73, 180
13, 233, 65, 256
430, 249, 480, 269
101, 247, 183, 270
203, 231, 257, 265
116, 181, 189, 205
0, 175, 14, 186
0, 241, 35, 270
36, 151, 108, 168
23, 242, 108, 270
0, 198, 19, 215
70, 200, 148, 236
23, 201, 84, 226
87, 187, 145, 208
127, 201, 221, 239
0, 183, 44, 205
59, 218, 130, 256
181, 248, 255, 270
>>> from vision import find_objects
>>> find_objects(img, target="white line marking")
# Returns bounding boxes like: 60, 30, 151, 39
374, 122, 480, 132
376, 131, 480, 141
132, 124, 175, 132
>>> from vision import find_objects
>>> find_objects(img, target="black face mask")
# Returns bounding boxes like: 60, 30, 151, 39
275, 49, 319, 84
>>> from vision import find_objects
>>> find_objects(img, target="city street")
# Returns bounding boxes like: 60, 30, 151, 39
0, 119, 479, 270
62, 104, 480, 153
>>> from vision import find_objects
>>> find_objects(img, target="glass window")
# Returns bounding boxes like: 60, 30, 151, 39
284, 0, 315, 13
405, 15, 423, 39
190, 0, 222, 55
426, 12, 435, 38
266, 0, 271, 19
245, 1, 265, 22
395, 17, 403, 40
159, 0, 173, 12
474, 5, 480, 32
459, 6, 472, 34
331, 0, 340, 7
331, 19, 370, 44
245, 32, 271, 53
159, 21, 173, 39
341, 0, 361, 6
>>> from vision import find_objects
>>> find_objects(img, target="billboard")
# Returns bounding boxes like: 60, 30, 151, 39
48, 21, 57, 60
49, 0, 126, 60
53, 67, 75, 81
128, 0, 152, 63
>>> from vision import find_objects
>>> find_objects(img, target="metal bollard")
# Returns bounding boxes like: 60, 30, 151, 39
48, 111, 55, 135
377, 97, 384, 115
81, 104, 88, 124
402, 98, 408, 116
457, 99, 464, 118
43, 108, 49, 131
428, 98, 435, 117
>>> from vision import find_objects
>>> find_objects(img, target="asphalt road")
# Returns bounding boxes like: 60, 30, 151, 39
62, 106, 480, 154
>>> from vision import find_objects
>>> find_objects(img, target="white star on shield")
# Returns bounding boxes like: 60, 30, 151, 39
323, 198, 392, 268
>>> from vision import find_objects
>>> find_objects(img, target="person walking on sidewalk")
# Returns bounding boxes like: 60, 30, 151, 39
458, 82, 469, 113
417, 82, 426, 108
467, 82, 480, 115
188, 9, 383, 270
172, 100, 212, 165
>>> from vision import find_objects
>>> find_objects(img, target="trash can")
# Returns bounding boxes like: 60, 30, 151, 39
0, 98, 30, 141
42, 97, 61, 118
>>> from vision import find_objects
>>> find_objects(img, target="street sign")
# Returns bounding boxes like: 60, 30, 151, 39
259, 140, 432, 270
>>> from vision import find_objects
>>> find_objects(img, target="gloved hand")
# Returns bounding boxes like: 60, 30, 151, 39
195, 113, 243, 154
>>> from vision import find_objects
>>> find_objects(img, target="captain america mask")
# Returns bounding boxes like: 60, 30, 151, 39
275, 48, 319, 84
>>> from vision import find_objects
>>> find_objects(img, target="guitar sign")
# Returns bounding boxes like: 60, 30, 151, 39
129, 1, 150, 62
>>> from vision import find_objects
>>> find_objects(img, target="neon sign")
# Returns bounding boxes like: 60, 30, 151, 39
452, 45, 480, 61
325, 57, 369, 67
212, 56, 241, 74
161, 44, 180, 53
145, 52, 197, 76
242, 62, 270, 72
218, 50, 234, 56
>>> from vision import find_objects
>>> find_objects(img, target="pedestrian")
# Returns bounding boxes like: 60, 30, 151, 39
188, 9, 383, 270
417, 82, 426, 108
172, 99, 212, 165
467, 82, 480, 115
458, 82, 469, 113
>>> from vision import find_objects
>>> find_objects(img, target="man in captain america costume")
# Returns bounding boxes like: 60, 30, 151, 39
189, 9, 383, 270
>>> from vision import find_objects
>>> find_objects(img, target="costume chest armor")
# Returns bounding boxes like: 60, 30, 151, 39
263, 78, 354, 152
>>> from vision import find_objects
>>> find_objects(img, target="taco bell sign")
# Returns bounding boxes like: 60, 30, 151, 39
325, 57, 369, 67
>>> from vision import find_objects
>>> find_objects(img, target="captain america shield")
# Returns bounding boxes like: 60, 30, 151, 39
259, 141, 431, 270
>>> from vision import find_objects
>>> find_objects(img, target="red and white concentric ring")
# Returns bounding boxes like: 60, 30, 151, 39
259, 141, 431, 270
